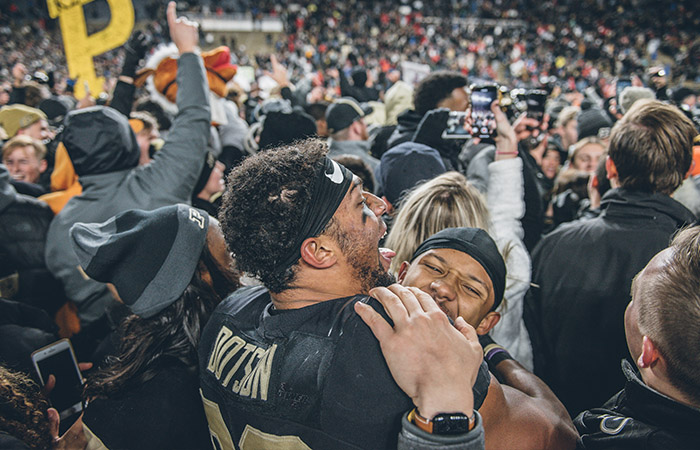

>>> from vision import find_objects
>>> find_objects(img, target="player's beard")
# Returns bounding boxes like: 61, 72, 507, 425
337, 231, 395, 294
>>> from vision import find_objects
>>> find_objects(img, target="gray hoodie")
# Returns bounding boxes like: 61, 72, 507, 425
44, 53, 211, 326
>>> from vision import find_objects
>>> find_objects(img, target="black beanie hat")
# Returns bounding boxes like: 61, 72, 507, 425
577, 107, 613, 140
258, 110, 317, 151
375, 142, 446, 206
411, 227, 506, 310
69, 204, 209, 318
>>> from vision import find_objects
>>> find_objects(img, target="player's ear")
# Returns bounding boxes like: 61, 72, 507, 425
476, 311, 500, 335
397, 261, 411, 284
300, 236, 337, 269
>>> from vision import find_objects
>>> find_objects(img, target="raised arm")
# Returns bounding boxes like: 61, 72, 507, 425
486, 102, 533, 369
131, 2, 210, 205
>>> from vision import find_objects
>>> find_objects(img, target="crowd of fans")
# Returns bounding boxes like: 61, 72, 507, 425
1, 0, 700, 449
1, 0, 699, 95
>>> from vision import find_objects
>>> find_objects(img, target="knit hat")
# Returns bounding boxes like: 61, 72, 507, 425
0, 105, 46, 138
326, 97, 373, 134
411, 227, 506, 310
375, 142, 446, 206
69, 204, 209, 318
258, 110, 317, 151
618, 87, 655, 115
672, 87, 696, 105
384, 80, 414, 126
577, 107, 613, 140
351, 68, 368, 87
39, 98, 71, 128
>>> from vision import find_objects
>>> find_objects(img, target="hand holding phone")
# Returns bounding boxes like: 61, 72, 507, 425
31, 339, 84, 422
525, 90, 547, 129
470, 85, 499, 139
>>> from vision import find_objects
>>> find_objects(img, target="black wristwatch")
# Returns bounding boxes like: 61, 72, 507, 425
410, 409, 475, 435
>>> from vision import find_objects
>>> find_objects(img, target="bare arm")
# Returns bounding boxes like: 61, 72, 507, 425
478, 364, 577, 450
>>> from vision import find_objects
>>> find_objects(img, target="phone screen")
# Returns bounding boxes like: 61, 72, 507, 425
442, 111, 471, 139
471, 86, 498, 139
526, 91, 547, 126
616, 78, 632, 100
35, 348, 83, 415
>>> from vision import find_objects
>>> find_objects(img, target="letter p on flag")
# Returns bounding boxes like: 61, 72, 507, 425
48, 0, 134, 99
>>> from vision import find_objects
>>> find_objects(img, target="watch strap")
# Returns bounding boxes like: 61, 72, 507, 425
409, 408, 476, 435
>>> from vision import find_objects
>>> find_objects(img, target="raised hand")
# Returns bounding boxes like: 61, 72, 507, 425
167, 1, 199, 55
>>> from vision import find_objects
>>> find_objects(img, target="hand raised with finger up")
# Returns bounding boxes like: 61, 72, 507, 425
167, 1, 199, 55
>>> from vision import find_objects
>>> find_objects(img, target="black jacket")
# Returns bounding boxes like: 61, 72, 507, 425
0, 298, 57, 375
0, 167, 64, 314
575, 360, 700, 449
524, 189, 696, 417
387, 109, 423, 150
83, 361, 211, 450
0, 192, 53, 278
338, 71, 379, 103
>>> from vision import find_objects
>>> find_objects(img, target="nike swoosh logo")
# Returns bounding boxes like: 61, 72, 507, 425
325, 160, 344, 184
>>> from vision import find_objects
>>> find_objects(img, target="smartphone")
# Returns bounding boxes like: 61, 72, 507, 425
31, 339, 84, 421
442, 111, 472, 139
470, 85, 499, 139
525, 90, 547, 126
616, 78, 632, 101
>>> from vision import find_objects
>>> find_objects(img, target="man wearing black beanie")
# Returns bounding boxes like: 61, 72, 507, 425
393, 228, 575, 449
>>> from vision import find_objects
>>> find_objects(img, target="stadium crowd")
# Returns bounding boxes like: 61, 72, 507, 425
1, 0, 700, 449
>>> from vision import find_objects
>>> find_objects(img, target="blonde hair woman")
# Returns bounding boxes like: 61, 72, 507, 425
385, 163, 533, 369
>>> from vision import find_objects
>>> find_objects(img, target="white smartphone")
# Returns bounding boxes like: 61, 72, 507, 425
31, 339, 84, 420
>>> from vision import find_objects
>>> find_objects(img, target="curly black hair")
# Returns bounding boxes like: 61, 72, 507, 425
413, 71, 468, 116
219, 138, 328, 293
0, 366, 53, 449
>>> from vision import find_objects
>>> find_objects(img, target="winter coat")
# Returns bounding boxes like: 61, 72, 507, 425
524, 188, 696, 417
467, 145, 545, 252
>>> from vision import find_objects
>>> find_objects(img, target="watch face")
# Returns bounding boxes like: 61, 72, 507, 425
432, 413, 471, 435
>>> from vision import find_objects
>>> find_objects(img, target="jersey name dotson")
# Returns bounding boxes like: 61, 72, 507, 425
207, 326, 277, 401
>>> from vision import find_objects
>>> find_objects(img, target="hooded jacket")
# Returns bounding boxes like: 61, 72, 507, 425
525, 188, 697, 417
45, 53, 211, 328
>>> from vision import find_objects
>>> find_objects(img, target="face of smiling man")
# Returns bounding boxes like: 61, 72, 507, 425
398, 247, 501, 334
